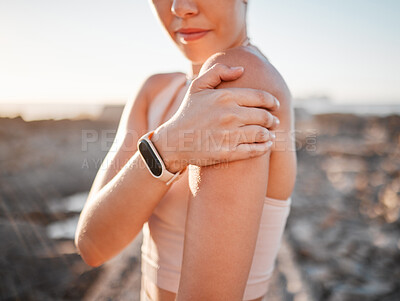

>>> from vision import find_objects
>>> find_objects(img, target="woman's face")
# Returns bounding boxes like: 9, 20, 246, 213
149, 0, 247, 65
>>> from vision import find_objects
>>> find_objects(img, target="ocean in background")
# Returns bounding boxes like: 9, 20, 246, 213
294, 98, 400, 116
0, 103, 106, 121
0, 99, 399, 121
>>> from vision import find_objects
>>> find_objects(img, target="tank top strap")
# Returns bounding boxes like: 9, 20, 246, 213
147, 73, 187, 131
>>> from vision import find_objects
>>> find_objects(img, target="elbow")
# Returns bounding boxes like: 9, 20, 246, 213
74, 231, 105, 268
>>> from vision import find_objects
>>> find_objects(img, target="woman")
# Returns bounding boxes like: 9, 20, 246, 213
75, 0, 297, 300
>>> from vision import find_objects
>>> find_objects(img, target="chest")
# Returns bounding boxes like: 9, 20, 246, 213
160, 85, 188, 126
146, 77, 192, 219
147, 78, 189, 132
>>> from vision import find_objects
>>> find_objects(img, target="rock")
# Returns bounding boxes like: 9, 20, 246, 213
1, 111, 400, 300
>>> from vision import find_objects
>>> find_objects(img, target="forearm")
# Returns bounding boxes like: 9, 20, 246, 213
75, 150, 173, 267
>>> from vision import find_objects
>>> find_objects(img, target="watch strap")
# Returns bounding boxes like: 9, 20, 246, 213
138, 130, 187, 185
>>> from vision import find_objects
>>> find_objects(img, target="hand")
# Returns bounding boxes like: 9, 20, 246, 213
152, 63, 280, 173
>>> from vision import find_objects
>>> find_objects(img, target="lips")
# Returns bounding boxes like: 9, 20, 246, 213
176, 28, 211, 42
176, 28, 209, 34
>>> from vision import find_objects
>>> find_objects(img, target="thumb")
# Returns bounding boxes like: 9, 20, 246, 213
190, 63, 244, 93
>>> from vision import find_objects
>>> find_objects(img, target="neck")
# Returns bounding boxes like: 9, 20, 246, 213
186, 36, 251, 84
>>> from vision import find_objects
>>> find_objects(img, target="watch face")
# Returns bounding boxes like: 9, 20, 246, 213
138, 139, 162, 177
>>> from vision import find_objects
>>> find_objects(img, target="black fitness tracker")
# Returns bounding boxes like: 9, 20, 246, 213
137, 130, 186, 185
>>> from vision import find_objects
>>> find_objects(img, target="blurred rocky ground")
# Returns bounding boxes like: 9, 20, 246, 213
0, 106, 399, 300
288, 109, 400, 301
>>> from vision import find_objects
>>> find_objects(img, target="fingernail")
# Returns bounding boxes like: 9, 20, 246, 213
271, 132, 276, 139
230, 66, 244, 71
276, 99, 280, 109
266, 141, 273, 148
275, 118, 280, 126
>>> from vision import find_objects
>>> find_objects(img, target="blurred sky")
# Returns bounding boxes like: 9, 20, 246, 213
1, 0, 399, 105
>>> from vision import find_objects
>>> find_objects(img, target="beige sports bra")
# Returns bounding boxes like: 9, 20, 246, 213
140, 73, 292, 300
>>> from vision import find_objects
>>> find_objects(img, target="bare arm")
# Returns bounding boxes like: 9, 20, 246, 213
75, 63, 287, 268
177, 48, 292, 300
75, 74, 175, 267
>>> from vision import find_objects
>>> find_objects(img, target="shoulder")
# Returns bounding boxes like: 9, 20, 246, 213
202, 46, 297, 198
203, 46, 287, 87
200, 45, 294, 144
122, 71, 184, 122
143, 71, 186, 103
117, 71, 185, 138
201, 45, 292, 110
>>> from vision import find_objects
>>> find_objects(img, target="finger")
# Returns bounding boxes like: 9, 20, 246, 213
237, 106, 280, 129
191, 63, 244, 93
230, 140, 273, 161
235, 125, 275, 144
270, 116, 280, 130
222, 87, 280, 111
